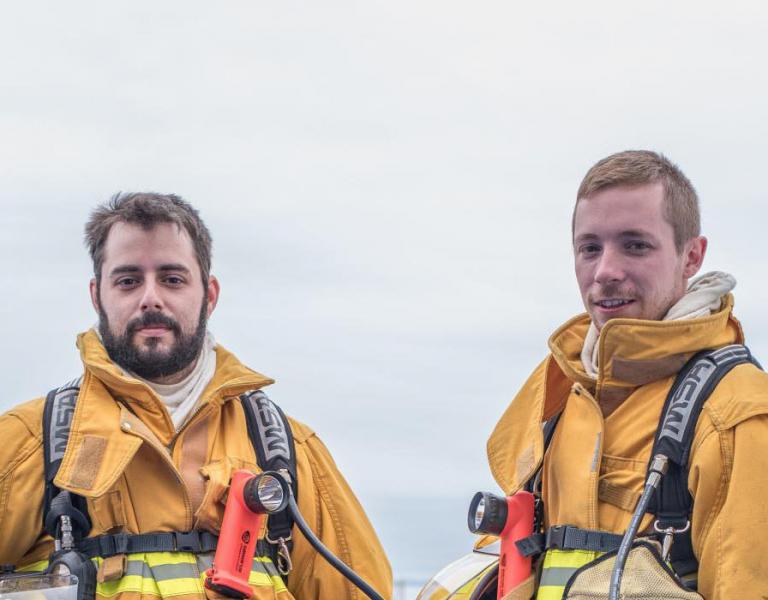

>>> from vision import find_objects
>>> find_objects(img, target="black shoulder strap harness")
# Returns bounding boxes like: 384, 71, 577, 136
42, 383, 298, 579
517, 344, 762, 581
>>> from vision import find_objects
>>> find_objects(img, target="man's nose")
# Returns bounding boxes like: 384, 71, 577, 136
594, 247, 626, 284
139, 281, 163, 311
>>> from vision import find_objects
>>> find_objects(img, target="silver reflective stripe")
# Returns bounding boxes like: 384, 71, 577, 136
196, 554, 214, 572
244, 391, 292, 464
149, 563, 199, 582
539, 566, 578, 587
124, 560, 152, 578
260, 558, 280, 578
48, 377, 83, 463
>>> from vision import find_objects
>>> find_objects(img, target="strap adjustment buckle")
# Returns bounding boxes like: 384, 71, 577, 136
545, 525, 567, 550
174, 531, 202, 553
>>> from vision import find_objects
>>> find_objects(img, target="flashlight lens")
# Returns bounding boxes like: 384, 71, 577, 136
467, 491, 508, 535
257, 475, 285, 512
474, 498, 486, 531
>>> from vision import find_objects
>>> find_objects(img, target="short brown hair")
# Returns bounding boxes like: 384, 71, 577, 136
85, 192, 213, 284
574, 150, 700, 253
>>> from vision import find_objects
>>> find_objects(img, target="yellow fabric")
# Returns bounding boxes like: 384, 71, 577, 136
20, 554, 286, 598
0, 330, 392, 600
536, 549, 602, 600
487, 295, 768, 599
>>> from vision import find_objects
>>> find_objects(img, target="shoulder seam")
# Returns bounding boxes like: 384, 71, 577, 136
0, 416, 42, 482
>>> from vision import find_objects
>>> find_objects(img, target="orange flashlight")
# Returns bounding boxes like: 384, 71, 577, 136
468, 490, 535, 598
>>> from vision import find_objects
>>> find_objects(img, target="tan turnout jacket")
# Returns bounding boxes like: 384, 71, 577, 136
0, 330, 392, 600
488, 296, 768, 599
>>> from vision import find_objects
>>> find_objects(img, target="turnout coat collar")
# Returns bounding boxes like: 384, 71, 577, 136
54, 329, 274, 498
487, 295, 743, 495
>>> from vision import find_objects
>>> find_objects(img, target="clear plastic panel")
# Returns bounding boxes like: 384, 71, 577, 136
0, 572, 78, 600
416, 551, 498, 600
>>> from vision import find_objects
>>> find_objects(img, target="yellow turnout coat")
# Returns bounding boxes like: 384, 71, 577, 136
0, 330, 392, 600
488, 296, 768, 599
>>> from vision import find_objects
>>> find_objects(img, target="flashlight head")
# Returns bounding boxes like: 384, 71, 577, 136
242, 471, 290, 514
468, 491, 508, 535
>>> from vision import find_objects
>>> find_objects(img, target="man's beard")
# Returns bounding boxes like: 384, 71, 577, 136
99, 303, 208, 380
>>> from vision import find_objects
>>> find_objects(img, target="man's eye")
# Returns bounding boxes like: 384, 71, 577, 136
579, 244, 601, 256
116, 277, 138, 287
163, 276, 185, 285
626, 241, 651, 253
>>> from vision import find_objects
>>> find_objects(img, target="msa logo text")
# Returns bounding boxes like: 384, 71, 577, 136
255, 395, 289, 460
660, 361, 714, 443
52, 391, 78, 455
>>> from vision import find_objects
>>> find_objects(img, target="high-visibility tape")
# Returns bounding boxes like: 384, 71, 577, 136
535, 549, 602, 600
20, 551, 287, 598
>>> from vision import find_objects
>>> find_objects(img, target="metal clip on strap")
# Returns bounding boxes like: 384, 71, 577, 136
266, 533, 293, 576
654, 519, 691, 561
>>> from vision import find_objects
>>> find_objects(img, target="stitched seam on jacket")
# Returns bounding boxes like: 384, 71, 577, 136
0, 429, 40, 482
691, 428, 728, 557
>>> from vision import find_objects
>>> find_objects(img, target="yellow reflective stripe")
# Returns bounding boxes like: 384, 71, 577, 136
536, 549, 603, 600
248, 556, 287, 592
90, 552, 285, 598
17, 560, 49, 572
20, 552, 284, 597
542, 548, 602, 569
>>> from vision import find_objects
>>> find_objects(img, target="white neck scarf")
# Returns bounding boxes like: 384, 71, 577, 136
580, 271, 737, 378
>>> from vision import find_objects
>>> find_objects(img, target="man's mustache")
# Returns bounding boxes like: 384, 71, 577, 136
125, 312, 181, 336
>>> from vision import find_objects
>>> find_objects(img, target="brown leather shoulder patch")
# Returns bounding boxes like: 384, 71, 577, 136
597, 386, 634, 418
69, 436, 107, 490
611, 353, 688, 386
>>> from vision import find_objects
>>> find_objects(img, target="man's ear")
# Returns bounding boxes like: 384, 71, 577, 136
206, 275, 220, 317
683, 235, 708, 279
89, 278, 100, 314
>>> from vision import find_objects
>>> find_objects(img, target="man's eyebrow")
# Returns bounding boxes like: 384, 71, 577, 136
108, 264, 191, 277
574, 230, 657, 243
574, 233, 599, 243
109, 265, 142, 277
618, 229, 655, 238
157, 263, 191, 273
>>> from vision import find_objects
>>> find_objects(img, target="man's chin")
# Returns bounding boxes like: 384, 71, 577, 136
589, 306, 642, 329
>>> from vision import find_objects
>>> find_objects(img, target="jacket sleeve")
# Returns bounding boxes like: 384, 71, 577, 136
0, 400, 48, 566
287, 424, 392, 600
689, 414, 768, 599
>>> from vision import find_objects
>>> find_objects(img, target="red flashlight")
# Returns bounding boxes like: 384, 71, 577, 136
205, 470, 289, 599
468, 490, 535, 598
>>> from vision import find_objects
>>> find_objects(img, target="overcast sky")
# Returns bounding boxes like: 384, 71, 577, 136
3, 1, 768, 593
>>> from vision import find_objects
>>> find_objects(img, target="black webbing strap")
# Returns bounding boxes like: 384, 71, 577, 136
525, 411, 563, 537
42, 377, 91, 539
78, 530, 219, 559
239, 390, 298, 577
649, 344, 762, 576
42, 380, 298, 578
516, 525, 624, 557
525, 411, 562, 497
